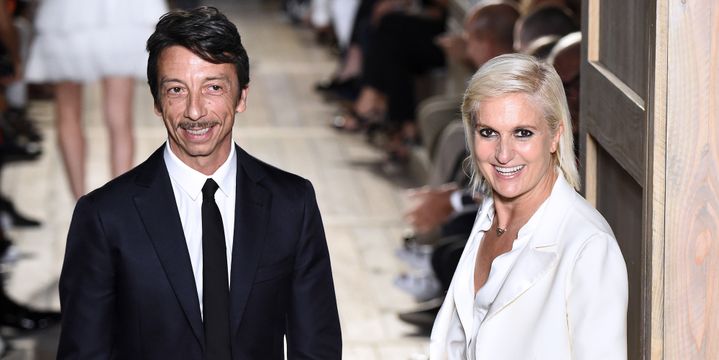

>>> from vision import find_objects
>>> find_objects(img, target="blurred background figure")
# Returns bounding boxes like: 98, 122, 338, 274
547, 31, 581, 153
24, 0, 168, 199
0, 1, 61, 355
513, 3, 577, 55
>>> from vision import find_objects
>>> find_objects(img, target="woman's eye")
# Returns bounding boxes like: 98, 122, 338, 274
477, 128, 495, 138
515, 129, 534, 138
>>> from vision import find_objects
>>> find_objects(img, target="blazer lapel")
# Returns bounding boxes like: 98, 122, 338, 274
483, 175, 576, 322
133, 146, 205, 350
450, 200, 493, 341
229, 146, 271, 335
483, 245, 558, 321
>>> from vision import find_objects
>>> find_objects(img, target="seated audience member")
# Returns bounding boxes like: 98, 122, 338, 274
347, 0, 450, 159
547, 31, 581, 154
513, 4, 577, 53
317, 0, 380, 105
414, 0, 520, 180
404, 0, 520, 239
522, 34, 560, 59
463, 0, 520, 70
0, 2, 60, 351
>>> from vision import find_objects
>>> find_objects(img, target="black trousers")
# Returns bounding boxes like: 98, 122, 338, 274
363, 13, 446, 126
431, 234, 468, 292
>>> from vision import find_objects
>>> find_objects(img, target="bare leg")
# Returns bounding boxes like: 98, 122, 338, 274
55, 82, 85, 199
102, 76, 135, 177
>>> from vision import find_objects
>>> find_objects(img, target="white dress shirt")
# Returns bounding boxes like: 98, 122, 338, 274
163, 141, 237, 318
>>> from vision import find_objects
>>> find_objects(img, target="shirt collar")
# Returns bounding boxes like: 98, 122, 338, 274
476, 171, 560, 242
476, 195, 494, 233
163, 141, 237, 201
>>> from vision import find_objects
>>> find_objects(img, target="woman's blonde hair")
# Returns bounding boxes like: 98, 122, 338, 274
462, 53, 579, 195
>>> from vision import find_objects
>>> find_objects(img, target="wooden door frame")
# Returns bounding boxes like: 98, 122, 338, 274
581, 0, 664, 358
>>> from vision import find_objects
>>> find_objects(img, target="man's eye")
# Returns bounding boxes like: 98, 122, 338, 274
168, 87, 183, 94
477, 128, 495, 138
515, 129, 534, 138
208, 85, 223, 92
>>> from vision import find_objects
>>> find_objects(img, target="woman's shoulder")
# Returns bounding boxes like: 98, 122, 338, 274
550, 190, 623, 264
545, 178, 618, 252
566, 191, 613, 236
541, 175, 611, 234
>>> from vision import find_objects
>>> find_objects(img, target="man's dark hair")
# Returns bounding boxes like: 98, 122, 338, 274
466, 2, 520, 50
146, 6, 250, 107
517, 5, 577, 52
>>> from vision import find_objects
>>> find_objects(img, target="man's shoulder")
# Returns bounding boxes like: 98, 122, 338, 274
83, 148, 165, 204
238, 147, 311, 189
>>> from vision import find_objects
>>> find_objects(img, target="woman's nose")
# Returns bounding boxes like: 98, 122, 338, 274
494, 138, 514, 164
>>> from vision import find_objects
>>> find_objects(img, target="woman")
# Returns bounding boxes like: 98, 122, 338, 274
430, 54, 627, 359
25, 0, 167, 199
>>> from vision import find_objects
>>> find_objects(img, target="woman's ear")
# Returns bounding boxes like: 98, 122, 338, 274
551, 122, 564, 153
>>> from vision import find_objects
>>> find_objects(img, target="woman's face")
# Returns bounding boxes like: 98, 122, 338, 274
473, 93, 561, 203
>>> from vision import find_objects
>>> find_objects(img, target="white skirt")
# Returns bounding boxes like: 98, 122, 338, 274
25, 0, 168, 82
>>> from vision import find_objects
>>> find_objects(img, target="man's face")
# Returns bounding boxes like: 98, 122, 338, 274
155, 45, 247, 174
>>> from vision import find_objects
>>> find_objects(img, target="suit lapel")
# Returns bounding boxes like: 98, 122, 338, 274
132, 146, 205, 350
229, 146, 271, 335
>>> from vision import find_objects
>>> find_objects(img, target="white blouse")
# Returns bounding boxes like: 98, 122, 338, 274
440, 194, 550, 359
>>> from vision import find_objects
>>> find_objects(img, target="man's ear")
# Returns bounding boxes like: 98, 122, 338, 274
236, 87, 249, 113
154, 103, 162, 117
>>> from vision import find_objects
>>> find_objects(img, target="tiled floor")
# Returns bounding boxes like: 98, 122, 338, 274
1, 1, 430, 358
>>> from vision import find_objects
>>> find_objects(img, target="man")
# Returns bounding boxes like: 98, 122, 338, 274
57, 7, 342, 359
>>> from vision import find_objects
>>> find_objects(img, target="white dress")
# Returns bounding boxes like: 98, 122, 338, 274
25, 0, 168, 82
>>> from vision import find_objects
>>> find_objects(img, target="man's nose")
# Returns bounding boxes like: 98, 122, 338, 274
184, 92, 207, 120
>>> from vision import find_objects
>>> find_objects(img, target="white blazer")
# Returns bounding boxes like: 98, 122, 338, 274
430, 174, 628, 359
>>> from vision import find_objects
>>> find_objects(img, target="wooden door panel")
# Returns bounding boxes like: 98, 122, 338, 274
582, 0, 655, 358
583, 64, 645, 185
595, 144, 643, 360
598, 0, 649, 98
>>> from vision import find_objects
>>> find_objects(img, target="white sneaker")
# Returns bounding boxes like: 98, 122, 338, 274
393, 271, 442, 302
395, 243, 433, 270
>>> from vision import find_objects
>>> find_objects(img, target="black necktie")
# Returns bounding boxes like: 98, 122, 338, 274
202, 179, 231, 359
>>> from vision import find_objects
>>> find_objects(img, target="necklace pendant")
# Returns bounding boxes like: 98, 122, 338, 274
496, 227, 506, 236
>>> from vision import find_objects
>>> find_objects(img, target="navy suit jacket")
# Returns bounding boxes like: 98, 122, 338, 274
57, 144, 342, 359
